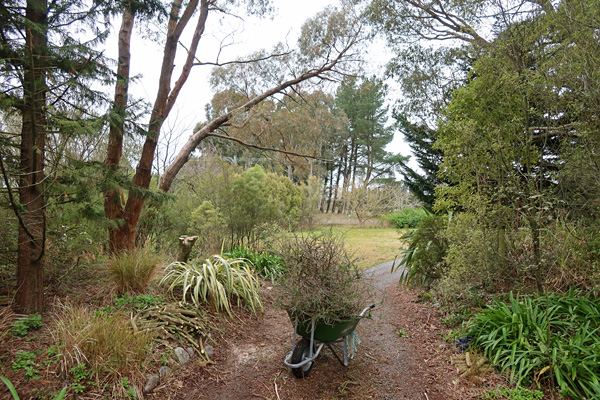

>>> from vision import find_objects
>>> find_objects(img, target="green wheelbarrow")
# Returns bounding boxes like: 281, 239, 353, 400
283, 304, 375, 378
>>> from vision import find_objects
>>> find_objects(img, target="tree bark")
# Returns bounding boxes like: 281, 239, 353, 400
15, 0, 48, 313
104, 8, 135, 254
106, 1, 358, 252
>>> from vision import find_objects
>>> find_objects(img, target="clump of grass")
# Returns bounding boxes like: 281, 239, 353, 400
0, 306, 15, 338
469, 291, 600, 400
52, 301, 153, 396
277, 233, 372, 325
107, 246, 162, 294
160, 255, 263, 316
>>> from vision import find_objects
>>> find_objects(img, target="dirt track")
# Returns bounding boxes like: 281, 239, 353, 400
153, 262, 492, 400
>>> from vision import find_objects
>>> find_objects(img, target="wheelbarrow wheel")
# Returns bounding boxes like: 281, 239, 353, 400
291, 338, 314, 378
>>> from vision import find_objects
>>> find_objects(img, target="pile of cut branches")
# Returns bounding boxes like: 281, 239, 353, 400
277, 233, 372, 326
132, 302, 212, 358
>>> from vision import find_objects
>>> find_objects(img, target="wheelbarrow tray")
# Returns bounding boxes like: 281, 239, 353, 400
292, 315, 361, 343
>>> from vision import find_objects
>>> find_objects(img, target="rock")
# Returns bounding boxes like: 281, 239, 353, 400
143, 374, 160, 393
204, 344, 214, 358
174, 347, 190, 364
159, 366, 171, 378
186, 347, 195, 357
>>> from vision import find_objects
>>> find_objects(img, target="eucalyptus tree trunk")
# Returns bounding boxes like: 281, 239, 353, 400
105, 0, 209, 253
15, 0, 48, 313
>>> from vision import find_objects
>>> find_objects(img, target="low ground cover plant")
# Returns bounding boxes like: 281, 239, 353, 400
160, 255, 262, 316
277, 233, 372, 325
469, 291, 600, 400
11, 313, 42, 337
224, 246, 287, 282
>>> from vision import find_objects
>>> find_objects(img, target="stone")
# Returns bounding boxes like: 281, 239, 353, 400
186, 347, 195, 357
204, 344, 214, 358
174, 347, 190, 364
143, 374, 160, 393
159, 366, 171, 378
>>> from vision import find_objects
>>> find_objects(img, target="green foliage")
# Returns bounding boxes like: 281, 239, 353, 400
396, 328, 408, 338
107, 246, 163, 294
385, 208, 427, 229
224, 246, 287, 282
12, 351, 40, 380
435, 213, 501, 304
1, 376, 67, 400
160, 256, 263, 316
113, 293, 165, 310
469, 291, 600, 400
188, 200, 227, 255
69, 364, 91, 394
482, 386, 543, 400
175, 162, 304, 251
299, 176, 323, 228
277, 233, 372, 325
11, 313, 43, 337
395, 214, 449, 288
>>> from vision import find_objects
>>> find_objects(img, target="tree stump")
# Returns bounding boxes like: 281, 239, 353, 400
177, 235, 198, 263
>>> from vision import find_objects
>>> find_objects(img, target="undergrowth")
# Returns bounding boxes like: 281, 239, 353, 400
469, 291, 600, 400
224, 246, 287, 282
51, 300, 154, 397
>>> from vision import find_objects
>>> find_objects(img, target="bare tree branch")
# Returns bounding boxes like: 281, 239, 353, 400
205, 132, 332, 161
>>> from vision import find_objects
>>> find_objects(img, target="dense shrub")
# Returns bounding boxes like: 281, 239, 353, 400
385, 208, 427, 229
396, 214, 449, 289
469, 291, 600, 400
506, 219, 600, 292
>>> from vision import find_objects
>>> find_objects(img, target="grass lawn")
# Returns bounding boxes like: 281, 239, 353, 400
307, 226, 407, 269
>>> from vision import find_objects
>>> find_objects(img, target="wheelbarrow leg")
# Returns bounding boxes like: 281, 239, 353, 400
343, 335, 349, 366
326, 337, 350, 367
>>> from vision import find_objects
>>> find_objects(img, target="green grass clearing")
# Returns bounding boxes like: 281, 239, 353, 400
303, 227, 406, 269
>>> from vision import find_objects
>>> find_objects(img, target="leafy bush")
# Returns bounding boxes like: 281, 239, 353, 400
52, 301, 153, 397
11, 313, 43, 337
469, 291, 600, 400
160, 255, 263, 316
224, 246, 287, 282
385, 208, 427, 229
187, 200, 227, 256
395, 214, 449, 289
277, 233, 372, 325
506, 219, 600, 292
107, 246, 163, 294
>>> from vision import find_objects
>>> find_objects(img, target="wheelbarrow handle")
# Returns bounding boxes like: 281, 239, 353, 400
359, 304, 376, 317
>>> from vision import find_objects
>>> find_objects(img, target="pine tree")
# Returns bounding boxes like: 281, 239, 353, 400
394, 115, 443, 210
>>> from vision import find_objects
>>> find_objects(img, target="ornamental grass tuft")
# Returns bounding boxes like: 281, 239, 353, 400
160, 255, 262, 316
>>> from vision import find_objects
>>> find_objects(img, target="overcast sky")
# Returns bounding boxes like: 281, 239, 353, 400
115, 0, 408, 163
